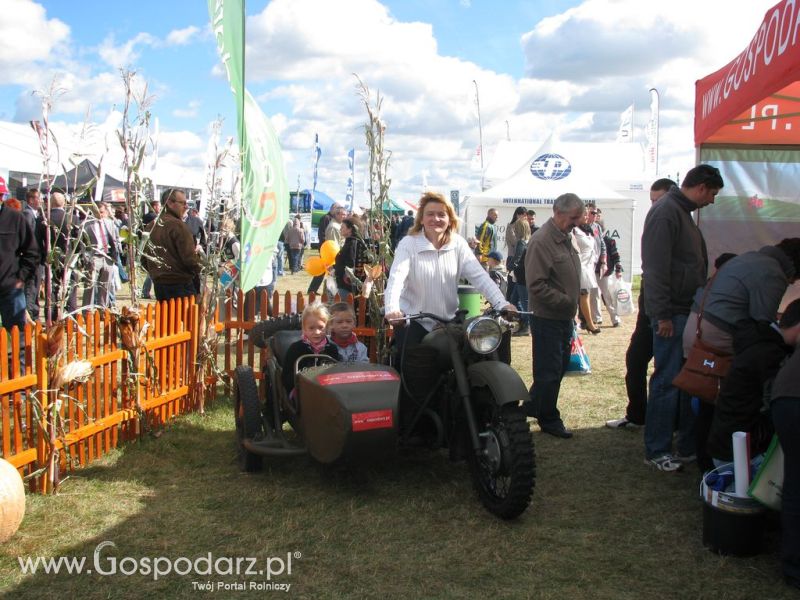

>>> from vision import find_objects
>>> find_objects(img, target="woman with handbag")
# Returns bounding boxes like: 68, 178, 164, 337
682, 239, 800, 357
679, 241, 800, 471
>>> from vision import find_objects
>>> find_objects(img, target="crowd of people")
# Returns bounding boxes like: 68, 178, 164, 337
2, 167, 799, 590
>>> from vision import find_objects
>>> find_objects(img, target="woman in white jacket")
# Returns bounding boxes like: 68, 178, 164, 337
385, 192, 516, 360
572, 209, 601, 334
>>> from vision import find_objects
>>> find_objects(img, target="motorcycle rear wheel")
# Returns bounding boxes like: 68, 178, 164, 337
233, 365, 264, 472
467, 400, 535, 519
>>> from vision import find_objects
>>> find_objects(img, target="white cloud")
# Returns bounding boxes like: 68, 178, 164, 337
518, 0, 779, 177
0, 0, 70, 81
165, 25, 200, 46
173, 100, 201, 118
97, 32, 157, 69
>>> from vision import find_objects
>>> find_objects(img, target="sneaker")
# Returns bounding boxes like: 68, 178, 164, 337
605, 417, 641, 429
673, 451, 697, 464
645, 454, 684, 472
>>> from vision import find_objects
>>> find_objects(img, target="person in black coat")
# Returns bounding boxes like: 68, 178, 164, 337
706, 311, 800, 464
334, 217, 367, 301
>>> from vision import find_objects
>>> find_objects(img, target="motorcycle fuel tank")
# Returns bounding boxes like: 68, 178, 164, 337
297, 363, 400, 464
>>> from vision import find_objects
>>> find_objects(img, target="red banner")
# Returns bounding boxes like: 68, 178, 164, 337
695, 0, 800, 145
351, 410, 394, 432
703, 81, 800, 144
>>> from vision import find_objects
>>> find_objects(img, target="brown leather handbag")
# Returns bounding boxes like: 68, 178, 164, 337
672, 275, 733, 404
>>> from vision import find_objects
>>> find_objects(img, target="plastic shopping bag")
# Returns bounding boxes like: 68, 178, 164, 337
613, 279, 634, 316
748, 435, 783, 510
565, 327, 591, 376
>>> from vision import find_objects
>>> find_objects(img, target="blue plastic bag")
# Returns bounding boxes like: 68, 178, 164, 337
565, 326, 591, 376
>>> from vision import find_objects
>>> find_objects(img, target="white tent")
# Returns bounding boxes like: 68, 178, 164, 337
0, 118, 204, 200
463, 138, 640, 279
471, 137, 652, 276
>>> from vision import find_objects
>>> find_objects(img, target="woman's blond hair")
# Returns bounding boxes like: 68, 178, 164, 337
409, 191, 459, 245
301, 302, 330, 327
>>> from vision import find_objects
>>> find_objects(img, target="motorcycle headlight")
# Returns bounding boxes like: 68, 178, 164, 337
465, 317, 503, 354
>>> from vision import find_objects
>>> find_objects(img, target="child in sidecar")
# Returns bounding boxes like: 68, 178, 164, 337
281, 303, 341, 397
328, 302, 369, 363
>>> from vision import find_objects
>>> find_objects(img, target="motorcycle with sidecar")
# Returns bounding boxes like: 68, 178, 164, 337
233, 309, 535, 519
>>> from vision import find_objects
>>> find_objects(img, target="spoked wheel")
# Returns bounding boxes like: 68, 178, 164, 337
467, 399, 535, 519
233, 365, 263, 472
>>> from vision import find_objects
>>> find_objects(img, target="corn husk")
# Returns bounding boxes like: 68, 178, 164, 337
45, 323, 65, 358
52, 360, 94, 388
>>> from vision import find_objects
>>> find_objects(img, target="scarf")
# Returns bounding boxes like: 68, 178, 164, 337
333, 332, 358, 348
302, 334, 328, 355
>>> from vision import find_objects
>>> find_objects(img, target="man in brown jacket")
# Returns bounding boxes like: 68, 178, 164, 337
142, 189, 200, 301
524, 193, 583, 438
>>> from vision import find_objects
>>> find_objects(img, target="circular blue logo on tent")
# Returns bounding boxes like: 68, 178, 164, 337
530, 153, 572, 180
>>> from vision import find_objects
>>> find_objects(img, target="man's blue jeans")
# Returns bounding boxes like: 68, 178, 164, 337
0, 288, 27, 331
0, 287, 27, 371
527, 315, 572, 428
510, 283, 529, 328
275, 241, 285, 276
644, 313, 695, 459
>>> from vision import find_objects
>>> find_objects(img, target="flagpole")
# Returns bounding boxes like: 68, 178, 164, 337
473, 79, 484, 191
238, 0, 246, 290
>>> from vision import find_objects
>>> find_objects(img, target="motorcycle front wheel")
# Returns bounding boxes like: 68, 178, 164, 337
467, 400, 535, 520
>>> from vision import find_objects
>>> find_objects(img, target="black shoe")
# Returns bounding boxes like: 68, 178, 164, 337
541, 424, 573, 439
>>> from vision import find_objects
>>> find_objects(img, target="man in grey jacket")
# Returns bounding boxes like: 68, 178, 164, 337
641, 164, 723, 471
524, 193, 583, 438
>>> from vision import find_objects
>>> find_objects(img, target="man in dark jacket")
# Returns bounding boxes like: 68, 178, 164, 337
640, 164, 723, 472
22, 188, 46, 321
141, 200, 160, 299
607, 178, 675, 429
770, 300, 800, 590
706, 312, 799, 463
524, 193, 583, 438
47, 192, 78, 320
142, 189, 200, 301
0, 201, 39, 331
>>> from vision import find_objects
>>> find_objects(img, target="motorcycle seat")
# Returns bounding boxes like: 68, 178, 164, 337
270, 330, 303, 367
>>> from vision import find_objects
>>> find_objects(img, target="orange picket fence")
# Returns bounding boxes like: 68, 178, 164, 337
0, 290, 381, 493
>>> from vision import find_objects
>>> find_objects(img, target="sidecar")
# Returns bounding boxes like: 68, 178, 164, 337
233, 318, 401, 471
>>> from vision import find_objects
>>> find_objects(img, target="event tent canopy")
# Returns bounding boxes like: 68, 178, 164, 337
694, 0, 800, 308
51, 158, 126, 201
463, 137, 639, 277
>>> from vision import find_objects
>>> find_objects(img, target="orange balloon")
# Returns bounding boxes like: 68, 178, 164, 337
319, 240, 340, 266
305, 256, 327, 277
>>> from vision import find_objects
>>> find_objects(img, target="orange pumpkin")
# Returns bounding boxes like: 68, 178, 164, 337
0, 458, 25, 542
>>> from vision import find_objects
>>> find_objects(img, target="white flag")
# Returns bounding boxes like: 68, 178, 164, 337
470, 145, 482, 171
617, 104, 633, 143
645, 89, 659, 175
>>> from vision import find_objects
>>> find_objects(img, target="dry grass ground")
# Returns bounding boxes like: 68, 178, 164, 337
0, 269, 795, 599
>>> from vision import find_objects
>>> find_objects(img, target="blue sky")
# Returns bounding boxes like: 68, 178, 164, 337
0, 0, 778, 200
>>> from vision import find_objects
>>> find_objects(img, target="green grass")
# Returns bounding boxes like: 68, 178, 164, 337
0, 272, 795, 599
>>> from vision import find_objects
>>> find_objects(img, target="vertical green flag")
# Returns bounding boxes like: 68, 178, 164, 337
209, 0, 288, 292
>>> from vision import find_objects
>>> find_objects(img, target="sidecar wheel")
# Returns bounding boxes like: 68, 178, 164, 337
467, 401, 535, 520
233, 365, 263, 472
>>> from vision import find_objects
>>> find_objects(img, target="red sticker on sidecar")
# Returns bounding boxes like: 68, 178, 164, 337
351, 410, 394, 432
317, 371, 400, 385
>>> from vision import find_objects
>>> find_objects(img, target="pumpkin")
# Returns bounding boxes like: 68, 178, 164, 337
0, 458, 25, 543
